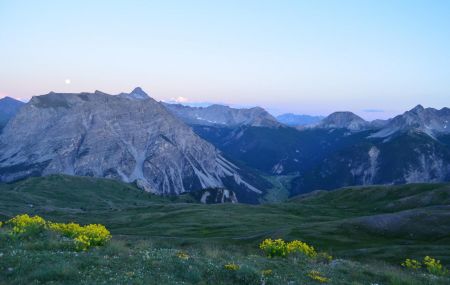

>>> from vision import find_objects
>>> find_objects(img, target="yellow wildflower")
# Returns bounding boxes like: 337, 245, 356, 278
259, 238, 288, 258
286, 240, 317, 258
224, 263, 240, 270
423, 256, 448, 276
401, 258, 421, 270
7, 214, 46, 235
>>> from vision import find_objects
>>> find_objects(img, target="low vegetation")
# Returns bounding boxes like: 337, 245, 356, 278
1, 213, 449, 284
1, 175, 450, 284
2, 214, 111, 251
402, 256, 449, 276
259, 238, 318, 258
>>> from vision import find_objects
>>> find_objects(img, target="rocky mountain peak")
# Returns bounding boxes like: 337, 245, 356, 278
117, 87, 150, 100
130, 87, 149, 97
411, 104, 425, 113
314, 111, 369, 131
325, 111, 364, 121
371, 105, 450, 138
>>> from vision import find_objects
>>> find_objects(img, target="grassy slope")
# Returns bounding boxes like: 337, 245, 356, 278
2, 232, 446, 285
1, 175, 450, 284
1, 175, 450, 262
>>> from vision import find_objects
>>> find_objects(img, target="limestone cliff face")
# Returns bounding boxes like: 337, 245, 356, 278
0, 88, 261, 197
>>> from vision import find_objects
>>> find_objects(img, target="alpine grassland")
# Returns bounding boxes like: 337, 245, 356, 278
1, 175, 450, 284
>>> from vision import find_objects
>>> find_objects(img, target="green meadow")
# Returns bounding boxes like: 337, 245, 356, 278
1, 175, 449, 284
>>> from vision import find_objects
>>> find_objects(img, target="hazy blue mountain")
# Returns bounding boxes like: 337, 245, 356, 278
276, 113, 324, 126
0, 96, 25, 131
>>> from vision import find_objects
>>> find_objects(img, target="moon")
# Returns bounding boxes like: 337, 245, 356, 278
65, 79, 71, 84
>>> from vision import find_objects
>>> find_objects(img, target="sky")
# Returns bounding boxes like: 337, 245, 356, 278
1, 0, 449, 120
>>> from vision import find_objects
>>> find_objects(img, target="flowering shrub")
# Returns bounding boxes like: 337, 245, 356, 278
307, 270, 329, 283
4, 214, 111, 251
401, 256, 448, 276
48, 222, 83, 238
401, 258, 421, 270
286, 240, 317, 257
423, 256, 448, 276
224, 263, 240, 270
7, 214, 46, 235
78, 224, 111, 246
259, 238, 318, 259
259, 239, 288, 258
49, 222, 111, 250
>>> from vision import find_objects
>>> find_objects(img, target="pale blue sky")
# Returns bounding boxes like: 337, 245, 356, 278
1, 0, 449, 119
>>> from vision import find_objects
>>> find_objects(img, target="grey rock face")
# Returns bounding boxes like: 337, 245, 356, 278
0, 89, 261, 196
199, 189, 238, 204
163, 103, 281, 128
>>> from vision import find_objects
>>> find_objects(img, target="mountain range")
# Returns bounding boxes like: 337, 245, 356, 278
166, 101, 450, 196
1, 89, 450, 203
163, 102, 281, 127
0, 88, 264, 203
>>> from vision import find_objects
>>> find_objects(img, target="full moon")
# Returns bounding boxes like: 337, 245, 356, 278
65, 79, 71, 84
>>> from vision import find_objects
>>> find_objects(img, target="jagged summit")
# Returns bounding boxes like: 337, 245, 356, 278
411, 104, 425, 112
118, 87, 150, 100
130, 87, 149, 97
